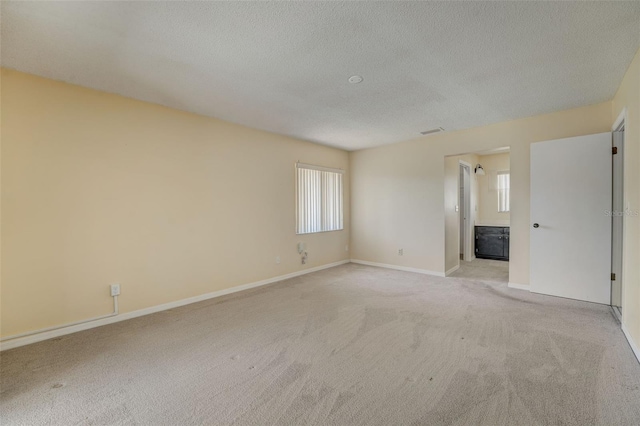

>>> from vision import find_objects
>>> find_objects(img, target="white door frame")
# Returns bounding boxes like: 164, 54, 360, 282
611, 108, 626, 316
459, 160, 473, 261
613, 107, 627, 132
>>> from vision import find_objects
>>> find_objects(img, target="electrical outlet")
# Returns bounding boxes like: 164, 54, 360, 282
345, 245, 349, 252
275, 256, 281, 264
398, 249, 403, 256
110, 284, 120, 296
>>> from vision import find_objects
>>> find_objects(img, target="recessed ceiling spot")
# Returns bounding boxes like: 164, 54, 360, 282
348, 75, 363, 84
420, 127, 444, 135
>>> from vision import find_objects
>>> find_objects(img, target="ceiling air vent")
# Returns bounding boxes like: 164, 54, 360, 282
420, 127, 444, 135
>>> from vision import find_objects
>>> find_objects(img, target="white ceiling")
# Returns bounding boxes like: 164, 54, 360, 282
2, 2, 639, 151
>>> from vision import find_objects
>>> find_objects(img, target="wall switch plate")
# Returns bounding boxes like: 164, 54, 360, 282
110, 284, 120, 296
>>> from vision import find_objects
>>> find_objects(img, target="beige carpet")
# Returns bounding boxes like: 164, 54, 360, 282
1, 263, 639, 425
450, 258, 509, 283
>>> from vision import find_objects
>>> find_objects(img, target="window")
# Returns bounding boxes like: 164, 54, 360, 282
296, 163, 343, 234
497, 171, 510, 212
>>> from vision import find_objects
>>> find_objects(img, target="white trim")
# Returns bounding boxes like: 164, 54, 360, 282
507, 282, 530, 291
612, 109, 634, 363
445, 264, 460, 276
0, 260, 350, 351
458, 161, 473, 262
621, 322, 640, 364
1, 295, 119, 342
350, 259, 445, 277
611, 126, 625, 314
612, 107, 627, 131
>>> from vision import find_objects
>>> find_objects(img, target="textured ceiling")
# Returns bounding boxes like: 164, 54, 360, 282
2, 2, 639, 151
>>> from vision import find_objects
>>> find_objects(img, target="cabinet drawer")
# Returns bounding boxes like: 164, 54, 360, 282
476, 235, 505, 258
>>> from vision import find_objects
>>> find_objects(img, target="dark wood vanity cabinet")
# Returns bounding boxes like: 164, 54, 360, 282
475, 226, 509, 261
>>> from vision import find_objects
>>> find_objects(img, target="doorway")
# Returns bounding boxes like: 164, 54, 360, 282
444, 149, 510, 283
611, 117, 625, 315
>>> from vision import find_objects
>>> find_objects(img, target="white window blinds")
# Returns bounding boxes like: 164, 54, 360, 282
497, 171, 510, 212
296, 163, 343, 234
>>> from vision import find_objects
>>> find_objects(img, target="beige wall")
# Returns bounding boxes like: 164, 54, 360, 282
0, 69, 350, 338
444, 154, 479, 273
3, 48, 638, 348
477, 153, 511, 226
351, 102, 612, 284
612, 47, 640, 350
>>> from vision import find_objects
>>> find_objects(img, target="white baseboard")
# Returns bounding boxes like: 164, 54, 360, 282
507, 282, 530, 291
445, 264, 460, 276
0, 260, 350, 351
350, 259, 445, 277
621, 322, 640, 364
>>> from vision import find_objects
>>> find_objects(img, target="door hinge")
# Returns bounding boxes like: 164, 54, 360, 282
612, 147, 618, 155
611, 273, 616, 281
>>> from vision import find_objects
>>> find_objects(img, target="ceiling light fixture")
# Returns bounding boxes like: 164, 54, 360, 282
348, 75, 363, 84
420, 127, 444, 135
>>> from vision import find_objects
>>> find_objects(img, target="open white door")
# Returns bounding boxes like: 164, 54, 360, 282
530, 133, 611, 304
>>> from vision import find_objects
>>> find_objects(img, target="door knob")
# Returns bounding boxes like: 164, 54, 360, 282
533, 223, 539, 228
